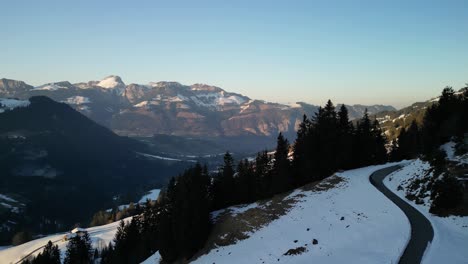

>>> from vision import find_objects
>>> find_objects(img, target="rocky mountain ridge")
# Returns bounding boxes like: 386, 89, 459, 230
0, 76, 396, 137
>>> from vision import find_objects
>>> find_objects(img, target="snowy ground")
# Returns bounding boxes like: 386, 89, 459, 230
0, 188, 162, 264
138, 189, 161, 204
384, 159, 468, 264
0, 217, 132, 264
193, 163, 410, 264
141, 252, 161, 264
440, 142, 468, 165
106, 188, 161, 212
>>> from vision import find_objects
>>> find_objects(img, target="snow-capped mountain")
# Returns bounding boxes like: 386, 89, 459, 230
0, 76, 396, 138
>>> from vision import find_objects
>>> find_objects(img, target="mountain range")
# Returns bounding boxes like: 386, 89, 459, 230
0, 76, 396, 138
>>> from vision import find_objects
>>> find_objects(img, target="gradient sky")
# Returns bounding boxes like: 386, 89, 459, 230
1, 0, 467, 108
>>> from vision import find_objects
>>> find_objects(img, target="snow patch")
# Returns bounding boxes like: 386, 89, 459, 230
138, 189, 161, 204
33, 83, 67, 91
140, 252, 161, 264
0, 194, 19, 204
63, 96, 91, 105
0, 98, 30, 113
440, 142, 468, 165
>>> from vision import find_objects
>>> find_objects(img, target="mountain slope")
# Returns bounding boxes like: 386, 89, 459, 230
0, 96, 188, 244
376, 86, 468, 141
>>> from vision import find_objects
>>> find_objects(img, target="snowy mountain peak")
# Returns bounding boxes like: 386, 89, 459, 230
97, 75, 125, 89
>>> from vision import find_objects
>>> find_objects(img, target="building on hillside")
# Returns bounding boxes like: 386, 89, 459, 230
71, 227, 88, 237
63, 227, 88, 241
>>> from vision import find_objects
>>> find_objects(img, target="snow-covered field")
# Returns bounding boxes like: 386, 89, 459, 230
107, 188, 161, 212
0, 217, 131, 264
138, 189, 161, 204
0, 188, 162, 264
440, 142, 468, 165
385, 159, 468, 264
193, 163, 410, 264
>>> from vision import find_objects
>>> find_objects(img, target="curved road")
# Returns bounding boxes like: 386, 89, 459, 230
369, 165, 434, 264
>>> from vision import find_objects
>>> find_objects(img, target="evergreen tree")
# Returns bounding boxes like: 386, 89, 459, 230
430, 174, 464, 214
99, 242, 114, 264
158, 165, 211, 262
394, 121, 421, 160
254, 150, 272, 199
64, 232, 93, 264
25, 241, 60, 264
292, 115, 312, 186
313, 100, 339, 176
271, 133, 291, 194
354, 110, 387, 166
336, 104, 354, 169
158, 177, 177, 262
236, 159, 256, 203
212, 152, 236, 209
111, 217, 146, 264
389, 139, 401, 162
140, 200, 161, 257
372, 119, 388, 164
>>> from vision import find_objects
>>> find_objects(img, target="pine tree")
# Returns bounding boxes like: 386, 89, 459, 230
212, 152, 236, 209
337, 104, 354, 169
26, 241, 60, 264
236, 159, 255, 203
394, 120, 421, 159
354, 110, 385, 166
141, 200, 160, 257
430, 174, 464, 214
99, 242, 114, 264
313, 100, 339, 176
64, 232, 93, 264
158, 177, 177, 262
389, 139, 401, 162
158, 165, 211, 262
371, 119, 388, 164
254, 150, 272, 199
292, 115, 312, 186
271, 133, 291, 194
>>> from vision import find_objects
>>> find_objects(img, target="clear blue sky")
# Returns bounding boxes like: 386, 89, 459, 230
1, 0, 467, 108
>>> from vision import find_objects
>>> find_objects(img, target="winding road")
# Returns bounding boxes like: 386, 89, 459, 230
369, 165, 434, 264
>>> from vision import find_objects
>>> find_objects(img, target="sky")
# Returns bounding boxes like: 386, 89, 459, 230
1, 0, 467, 108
